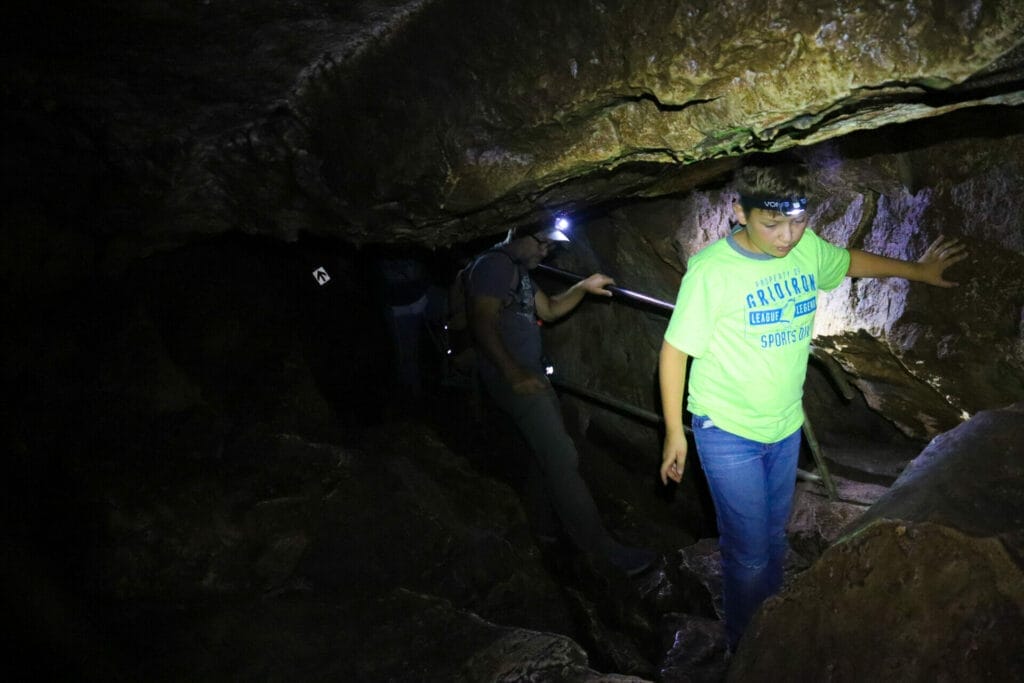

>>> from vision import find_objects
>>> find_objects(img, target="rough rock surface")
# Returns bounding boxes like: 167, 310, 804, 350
4, 233, 710, 681
5, 2, 1024, 681
729, 403, 1024, 681
226, 0, 1024, 244
6, 2, 1023, 451
6, 1, 1024, 251
845, 402, 1024, 550
540, 111, 1023, 450
731, 521, 1024, 683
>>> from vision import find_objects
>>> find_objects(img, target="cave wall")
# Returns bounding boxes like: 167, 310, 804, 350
4, 3, 1024, 679
728, 403, 1024, 682
5, 1, 1024, 261
541, 107, 1024, 455
10, 3, 1019, 445
296, 0, 1024, 243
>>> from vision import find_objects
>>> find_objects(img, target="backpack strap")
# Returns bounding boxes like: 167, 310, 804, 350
468, 248, 522, 309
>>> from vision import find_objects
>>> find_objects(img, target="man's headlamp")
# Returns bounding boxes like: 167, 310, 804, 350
532, 213, 571, 243
740, 195, 808, 216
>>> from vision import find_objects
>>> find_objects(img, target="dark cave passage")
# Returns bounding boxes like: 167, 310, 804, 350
5, 1, 1024, 678
4, 202, 947, 681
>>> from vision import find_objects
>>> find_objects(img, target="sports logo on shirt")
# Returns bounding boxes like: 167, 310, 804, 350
745, 268, 818, 348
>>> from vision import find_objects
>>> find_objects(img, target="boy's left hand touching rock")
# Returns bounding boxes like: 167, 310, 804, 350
918, 235, 968, 287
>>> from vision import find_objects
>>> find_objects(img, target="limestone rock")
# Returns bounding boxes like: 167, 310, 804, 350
845, 401, 1024, 547
8, 2, 1024, 250
539, 113, 1024, 445
729, 520, 1024, 682
728, 403, 1024, 681
365, 589, 653, 683
297, 0, 1024, 243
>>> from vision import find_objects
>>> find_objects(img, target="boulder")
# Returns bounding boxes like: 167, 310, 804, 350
729, 403, 1024, 681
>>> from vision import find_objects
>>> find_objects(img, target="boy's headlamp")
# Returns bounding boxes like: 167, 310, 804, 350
740, 195, 808, 216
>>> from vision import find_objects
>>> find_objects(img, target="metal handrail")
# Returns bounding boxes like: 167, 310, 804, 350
536, 264, 676, 313
552, 375, 829, 493
549, 376, 673, 429
538, 262, 844, 500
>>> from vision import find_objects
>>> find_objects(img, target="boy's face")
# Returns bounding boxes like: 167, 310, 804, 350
733, 204, 809, 258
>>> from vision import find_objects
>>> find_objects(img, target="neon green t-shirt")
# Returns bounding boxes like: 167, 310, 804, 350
664, 229, 850, 443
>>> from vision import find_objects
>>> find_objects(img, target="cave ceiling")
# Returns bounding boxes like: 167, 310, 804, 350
7, 0, 1024, 251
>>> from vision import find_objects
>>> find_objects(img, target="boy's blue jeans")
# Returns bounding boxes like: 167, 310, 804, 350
691, 415, 802, 650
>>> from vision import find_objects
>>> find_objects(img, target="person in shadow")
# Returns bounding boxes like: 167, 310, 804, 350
467, 220, 656, 577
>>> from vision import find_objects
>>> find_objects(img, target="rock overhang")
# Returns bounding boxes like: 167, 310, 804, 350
293, 0, 1024, 245
4, 0, 1024, 251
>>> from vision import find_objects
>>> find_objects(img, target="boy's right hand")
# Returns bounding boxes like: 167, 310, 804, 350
660, 432, 688, 484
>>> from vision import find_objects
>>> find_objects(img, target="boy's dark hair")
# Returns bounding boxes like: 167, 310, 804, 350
732, 152, 810, 199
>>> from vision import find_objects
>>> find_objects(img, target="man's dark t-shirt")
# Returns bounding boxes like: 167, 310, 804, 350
467, 248, 543, 385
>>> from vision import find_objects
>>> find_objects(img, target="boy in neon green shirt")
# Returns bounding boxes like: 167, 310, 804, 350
658, 155, 967, 651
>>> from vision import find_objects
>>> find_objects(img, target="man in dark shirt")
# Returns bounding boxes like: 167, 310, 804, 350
467, 221, 656, 576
